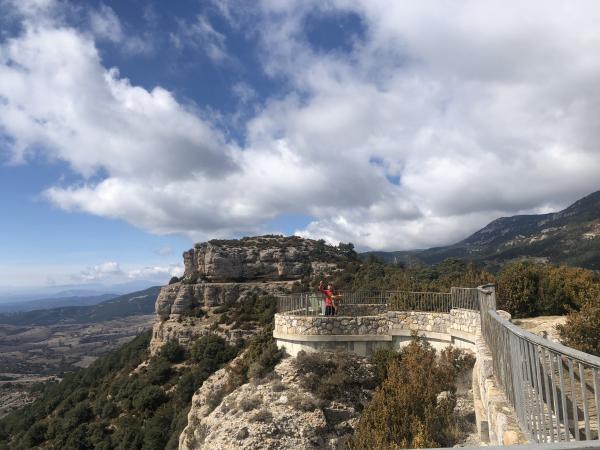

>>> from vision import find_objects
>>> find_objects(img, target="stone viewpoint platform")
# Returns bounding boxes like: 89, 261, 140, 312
273, 286, 600, 448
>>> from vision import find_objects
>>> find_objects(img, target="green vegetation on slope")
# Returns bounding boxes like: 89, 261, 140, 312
349, 337, 475, 449
0, 288, 283, 449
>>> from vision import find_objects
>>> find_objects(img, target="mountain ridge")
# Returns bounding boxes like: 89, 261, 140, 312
0, 286, 161, 326
363, 190, 600, 270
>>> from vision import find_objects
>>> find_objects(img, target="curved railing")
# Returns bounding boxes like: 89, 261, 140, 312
478, 286, 600, 444
275, 287, 479, 316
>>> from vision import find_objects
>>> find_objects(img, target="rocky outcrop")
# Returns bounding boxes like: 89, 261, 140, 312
150, 280, 296, 354
182, 236, 347, 282
150, 236, 351, 355
155, 281, 293, 321
179, 356, 369, 450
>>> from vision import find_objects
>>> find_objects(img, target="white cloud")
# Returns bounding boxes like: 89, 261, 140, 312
127, 264, 184, 280
88, 3, 152, 54
170, 14, 232, 64
2, 0, 600, 251
89, 4, 122, 42
73, 261, 182, 284
76, 261, 123, 282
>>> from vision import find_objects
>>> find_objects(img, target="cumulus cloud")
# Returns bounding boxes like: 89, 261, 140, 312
2, 0, 600, 250
127, 264, 184, 280
73, 260, 182, 283
76, 261, 123, 282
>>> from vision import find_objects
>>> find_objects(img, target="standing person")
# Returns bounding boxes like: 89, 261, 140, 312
319, 281, 335, 316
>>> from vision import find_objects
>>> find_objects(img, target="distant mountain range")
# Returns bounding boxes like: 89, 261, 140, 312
0, 286, 161, 326
0, 279, 160, 305
0, 293, 118, 314
363, 190, 600, 271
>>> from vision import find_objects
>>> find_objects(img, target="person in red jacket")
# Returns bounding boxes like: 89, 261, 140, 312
319, 281, 336, 316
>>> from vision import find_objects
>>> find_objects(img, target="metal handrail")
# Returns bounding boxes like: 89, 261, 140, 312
275, 287, 479, 316
478, 286, 600, 443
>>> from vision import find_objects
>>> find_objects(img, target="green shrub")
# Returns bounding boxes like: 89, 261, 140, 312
160, 339, 186, 363
143, 404, 174, 450
190, 334, 237, 369
557, 303, 600, 356
133, 385, 167, 412
349, 338, 470, 449
497, 262, 600, 317
294, 351, 375, 407
145, 357, 173, 384
237, 327, 283, 381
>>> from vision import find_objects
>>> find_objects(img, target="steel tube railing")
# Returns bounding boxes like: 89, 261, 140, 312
276, 287, 480, 316
478, 286, 600, 444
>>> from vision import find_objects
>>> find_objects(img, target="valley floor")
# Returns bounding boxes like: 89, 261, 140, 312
0, 314, 154, 416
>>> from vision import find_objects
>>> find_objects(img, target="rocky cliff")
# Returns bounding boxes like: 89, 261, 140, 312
182, 235, 349, 282
150, 235, 348, 355
179, 355, 372, 450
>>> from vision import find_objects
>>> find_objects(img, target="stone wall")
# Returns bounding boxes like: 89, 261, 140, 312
472, 311, 528, 446
274, 314, 389, 336
387, 310, 449, 333
449, 308, 481, 335
274, 308, 481, 339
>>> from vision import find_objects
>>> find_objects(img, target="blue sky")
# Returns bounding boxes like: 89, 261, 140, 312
1, 0, 600, 289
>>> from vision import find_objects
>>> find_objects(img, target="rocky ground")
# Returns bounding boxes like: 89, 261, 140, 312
512, 315, 566, 342
180, 355, 372, 450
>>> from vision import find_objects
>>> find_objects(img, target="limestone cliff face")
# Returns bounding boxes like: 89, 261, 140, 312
150, 236, 346, 355
149, 280, 293, 355
182, 236, 345, 282
179, 357, 368, 450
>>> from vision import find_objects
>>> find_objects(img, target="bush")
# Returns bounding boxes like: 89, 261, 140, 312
497, 262, 600, 317
294, 350, 375, 407
557, 303, 600, 356
146, 357, 173, 384
370, 346, 398, 385
143, 404, 174, 450
349, 338, 469, 449
168, 276, 180, 285
160, 339, 186, 363
190, 334, 237, 369
238, 328, 283, 381
133, 385, 168, 412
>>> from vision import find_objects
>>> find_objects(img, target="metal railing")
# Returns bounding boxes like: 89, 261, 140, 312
478, 286, 600, 444
276, 287, 480, 316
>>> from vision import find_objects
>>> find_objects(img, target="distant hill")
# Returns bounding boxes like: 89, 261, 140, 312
364, 190, 600, 271
0, 286, 161, 326
0, 293, 117, 314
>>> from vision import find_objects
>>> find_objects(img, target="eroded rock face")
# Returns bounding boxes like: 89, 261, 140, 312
155, 281, 293, 321
182, 236, 346, 282
150, 281, 294, 355
179, 357, 367, 450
